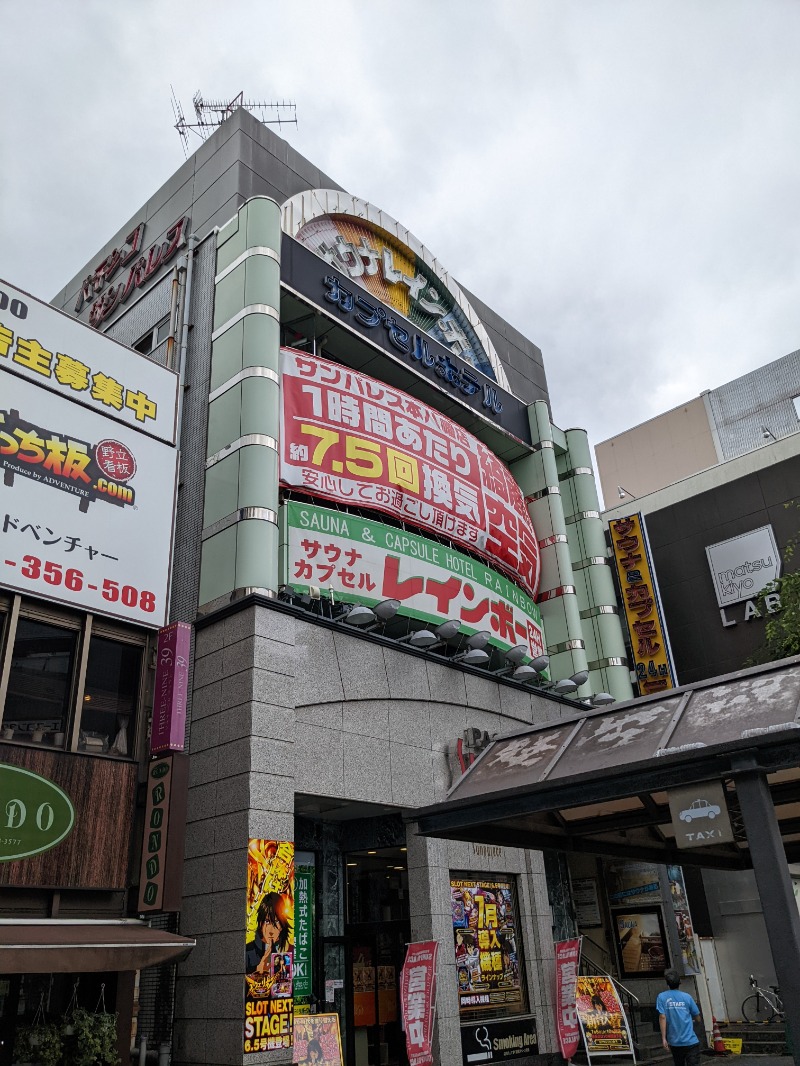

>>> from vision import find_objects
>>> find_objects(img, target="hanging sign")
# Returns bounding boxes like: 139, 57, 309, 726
150, 622, 192, 754
137, 753, 189, 913
554, 939, 581, 1060
400, 941, 438, 1066
294, 860, 315, 1001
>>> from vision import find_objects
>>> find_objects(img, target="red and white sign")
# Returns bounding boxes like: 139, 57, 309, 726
555, 939, 582, 1061
400, 941, 438, 1066
280, 350, 540, 598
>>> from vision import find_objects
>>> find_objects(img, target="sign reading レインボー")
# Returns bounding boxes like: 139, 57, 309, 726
280, 350, 540, 598
0, 763, 75, 862
284, 502, 545, 660
609, 514, 676, 696
0, 279, 178, 445
0, 372, 178, 627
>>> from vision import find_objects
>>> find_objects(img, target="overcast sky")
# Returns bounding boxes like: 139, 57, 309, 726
2, 0, 799, 503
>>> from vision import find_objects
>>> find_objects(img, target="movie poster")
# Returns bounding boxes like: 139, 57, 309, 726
450, 875, 524, 1015
614, 909, 667, 977
293, 1014, 343, 1066
244, 839, 295, 1054
575, 976, 634, 1056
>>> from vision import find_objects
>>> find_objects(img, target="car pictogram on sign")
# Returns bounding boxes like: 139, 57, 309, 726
679, 799, 721, 823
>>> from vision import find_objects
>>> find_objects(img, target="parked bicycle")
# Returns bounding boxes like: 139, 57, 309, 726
741, 974, 785, 1022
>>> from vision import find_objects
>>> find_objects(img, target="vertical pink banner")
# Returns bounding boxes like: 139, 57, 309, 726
150, 621, 191, 754
400, 941, 438, 1066
555, 938, 582, 1061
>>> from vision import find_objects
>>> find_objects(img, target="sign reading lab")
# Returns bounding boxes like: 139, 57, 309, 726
706, 526, 780, 609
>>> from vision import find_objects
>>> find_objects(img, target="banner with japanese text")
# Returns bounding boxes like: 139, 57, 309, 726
244, 840, 294, 1054
451, 876, 525, 1015
609, 513, 676, 696
294, 860, 315, 1002
400, 941, 438, 1066
575, 976, 634, 1056
280, 349, 540, 598
554, 939, 581, 1060
283, 502, 545, 661
0, 370, 177, 627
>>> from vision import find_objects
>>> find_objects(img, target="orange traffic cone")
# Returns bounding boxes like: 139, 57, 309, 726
712, 1016, 726, 1055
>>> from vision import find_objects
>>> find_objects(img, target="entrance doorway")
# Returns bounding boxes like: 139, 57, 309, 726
345, 848, 409, 1066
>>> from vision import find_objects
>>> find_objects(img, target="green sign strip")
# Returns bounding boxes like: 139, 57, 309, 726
294, 863, 315, 999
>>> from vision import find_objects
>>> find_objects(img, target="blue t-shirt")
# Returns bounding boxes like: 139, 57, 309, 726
656, 989, 699, 1046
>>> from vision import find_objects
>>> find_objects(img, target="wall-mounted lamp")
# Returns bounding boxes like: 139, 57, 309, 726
762, 425, 777, 441
452, 647, 491, 667
397, 619, 461, 651
342, 599, 400, 629
617, 486, 635, 500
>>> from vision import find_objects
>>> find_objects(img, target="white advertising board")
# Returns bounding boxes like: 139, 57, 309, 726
705, 525, 781, 608
283, 501, 546, 659
0, 278, 178, 445
0, 370, 177, 627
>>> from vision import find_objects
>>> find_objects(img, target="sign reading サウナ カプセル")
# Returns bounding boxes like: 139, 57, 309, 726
280, 350, 540, 598
0, 763, 75, 862
0, 280, 178, 627
284, 502, 545, 661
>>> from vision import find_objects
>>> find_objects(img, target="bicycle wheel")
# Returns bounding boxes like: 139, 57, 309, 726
742, 993, 776, 1022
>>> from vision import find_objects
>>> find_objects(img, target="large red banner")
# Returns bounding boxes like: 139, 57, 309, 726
280, 350, 540, 597
555, 939, 582, 1061
400, 941, 438, 1066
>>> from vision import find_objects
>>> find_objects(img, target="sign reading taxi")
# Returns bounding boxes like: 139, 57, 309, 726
0, 279, 178, 445
668, 781, 734, 849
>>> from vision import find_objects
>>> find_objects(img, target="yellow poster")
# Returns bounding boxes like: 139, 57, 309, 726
576, 976, 634, 1055
244, 839, 295, 1054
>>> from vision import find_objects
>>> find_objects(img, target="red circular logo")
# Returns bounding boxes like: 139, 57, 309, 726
94, 439, 137, 482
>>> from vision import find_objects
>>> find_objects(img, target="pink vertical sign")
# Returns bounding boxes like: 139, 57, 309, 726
150, 621, 192, 754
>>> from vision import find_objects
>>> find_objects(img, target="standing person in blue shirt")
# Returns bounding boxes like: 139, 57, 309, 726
657, 969, 701, 1066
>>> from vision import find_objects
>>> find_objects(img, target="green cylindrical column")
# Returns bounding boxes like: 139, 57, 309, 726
561, 429, 633, 702
510, 402, 590, 695
199, 197, 282, 609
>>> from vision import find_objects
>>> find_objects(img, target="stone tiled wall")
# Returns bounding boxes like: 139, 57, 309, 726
175, 600, 569, 1066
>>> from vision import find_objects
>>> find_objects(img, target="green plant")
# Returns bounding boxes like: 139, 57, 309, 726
13, 1021, 64, 1066
746, 503, 800, 666
64, 1008, 120, 1066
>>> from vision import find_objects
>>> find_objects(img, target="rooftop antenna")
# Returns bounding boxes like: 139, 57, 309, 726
171, 89, 297, 158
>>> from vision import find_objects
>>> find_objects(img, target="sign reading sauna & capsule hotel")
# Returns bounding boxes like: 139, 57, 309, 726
0, 279, 179, 627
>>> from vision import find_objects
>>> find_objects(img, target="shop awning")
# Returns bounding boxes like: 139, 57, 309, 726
413, 656, 800, 869
0, 920, 196, 973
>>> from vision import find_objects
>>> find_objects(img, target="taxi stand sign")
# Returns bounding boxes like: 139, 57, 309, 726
668, 781, 735, 849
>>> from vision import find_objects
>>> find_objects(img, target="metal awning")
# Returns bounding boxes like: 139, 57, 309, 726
0, 920, 196, 973
413, 656, 800, 869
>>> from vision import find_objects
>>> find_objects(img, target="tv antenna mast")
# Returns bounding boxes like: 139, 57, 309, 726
171, 89, 297, 157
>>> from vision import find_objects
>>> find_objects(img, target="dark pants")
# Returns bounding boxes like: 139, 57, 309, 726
670, 1042, 701, 1066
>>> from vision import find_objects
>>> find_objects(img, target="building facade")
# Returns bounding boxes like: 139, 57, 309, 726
1, 106, 637, 1066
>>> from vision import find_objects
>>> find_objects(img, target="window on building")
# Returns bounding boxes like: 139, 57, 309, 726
133, 316, 171, 355
80, 636, 143, 755
793, 395, 800, 421
0, 598, 148, 757
2, 618, 78, 746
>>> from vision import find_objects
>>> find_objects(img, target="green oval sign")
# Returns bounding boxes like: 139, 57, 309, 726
0, 764, 75, 861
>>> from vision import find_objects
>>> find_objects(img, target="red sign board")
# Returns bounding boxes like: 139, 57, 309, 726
280, 350, 540, 597
150, 622, 191, 754
555, 939, 582, 1061
400, 941, 438, 1066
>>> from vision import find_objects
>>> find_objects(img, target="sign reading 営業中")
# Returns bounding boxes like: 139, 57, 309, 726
0, 372, 178, 627
609, 514, 676, 696
280, 350, 540, 598
244, 841, 295, 1054
400, 941, 438, 1066
706, 526, 781, 608
0, 764, 75, 862
554, 939, 581, 1061
284, 502, 545, 661
1, 279, 178, 444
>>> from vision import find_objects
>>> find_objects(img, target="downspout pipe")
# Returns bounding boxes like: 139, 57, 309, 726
176, 233, 199, 444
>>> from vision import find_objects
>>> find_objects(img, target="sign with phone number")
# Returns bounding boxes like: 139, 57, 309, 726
0, 370, 177, 627
280, 349, 540, 598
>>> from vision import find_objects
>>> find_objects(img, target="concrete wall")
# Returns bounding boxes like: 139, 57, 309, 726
175, 602, 571, 1066
595, 396, 719, 506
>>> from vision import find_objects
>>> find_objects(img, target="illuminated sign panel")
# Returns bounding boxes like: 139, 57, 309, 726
609, 513, 676, 696
284, 502, 545, 659
280, 350, 540, 598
